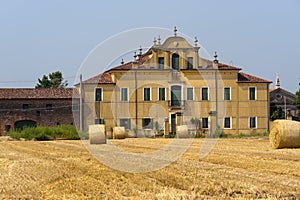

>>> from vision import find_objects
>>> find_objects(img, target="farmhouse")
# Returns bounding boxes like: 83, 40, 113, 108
78, 28, 272, 136
270, 74, 297, 119
0, 88, 78, 134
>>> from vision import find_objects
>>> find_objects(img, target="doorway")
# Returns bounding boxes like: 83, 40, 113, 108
171, 114, 176, 134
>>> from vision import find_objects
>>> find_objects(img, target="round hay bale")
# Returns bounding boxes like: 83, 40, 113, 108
270, 120, 300, 149
0, 136, 14, 141
89, 125, 106, 144
127, 130, 136, 138
113, 127, 126, 139
176, 125, 189, 138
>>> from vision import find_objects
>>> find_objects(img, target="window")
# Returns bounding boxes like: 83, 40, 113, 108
250, 117, 257, 128
224, 87, 231, 100
36, 111, 41, 117
46, 104, 53, 111
158, 57, 164, 69
172, 53, 180, 70
159, 88, 166, 101
142, 118, 153, 129
95, 88, 102, 101
4, 125, 11, 132
187, 57, 193, 69
22, 104, 29, 110
187, 87, 194, 101
249, 87, 256, 100
202, 87, 209, 100
121, 88, 128, 101
120, 118, 131, 130
95, 118, 104, 124
144, 88, 151, 101
224, 117, 231, 129
202, 117, 208, 129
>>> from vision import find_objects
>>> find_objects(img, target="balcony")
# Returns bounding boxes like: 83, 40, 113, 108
168, 100, 185, 108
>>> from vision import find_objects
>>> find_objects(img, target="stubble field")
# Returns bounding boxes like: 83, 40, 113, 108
0, 138, 299, 199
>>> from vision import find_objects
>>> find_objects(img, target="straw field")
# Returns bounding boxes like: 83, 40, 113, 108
0, 138, 299, 199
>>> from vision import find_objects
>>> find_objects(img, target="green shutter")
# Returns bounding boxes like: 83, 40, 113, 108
249, 87, 255, 100
144, 88, 150, 101
187, 88, 193, 100
224, 88, 230, 100
224, 117, 230, 128
187, 57, 193, 69
202, 88, 208, 100
95, 88, 102, 101
121, 88, 128, 101
158, 57, 164, 69
159, 88, 165, 101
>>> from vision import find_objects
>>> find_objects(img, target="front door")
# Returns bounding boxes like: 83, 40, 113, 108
171, 114, 176, 134
171, 85, 181, 106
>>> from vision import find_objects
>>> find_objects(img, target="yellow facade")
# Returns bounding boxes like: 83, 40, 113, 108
79, 33, 271, 136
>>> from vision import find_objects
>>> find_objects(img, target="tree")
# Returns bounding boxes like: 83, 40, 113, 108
190, 117, 200, 134
35, 71, 68, 88
271, 106, 285, 120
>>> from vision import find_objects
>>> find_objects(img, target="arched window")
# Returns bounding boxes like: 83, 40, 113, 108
172, 53, 179, 70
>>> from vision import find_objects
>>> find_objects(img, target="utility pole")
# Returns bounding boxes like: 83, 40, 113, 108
80, 74, 83, 131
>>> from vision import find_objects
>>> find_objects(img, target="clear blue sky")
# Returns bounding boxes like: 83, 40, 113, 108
0, 0, 299, 92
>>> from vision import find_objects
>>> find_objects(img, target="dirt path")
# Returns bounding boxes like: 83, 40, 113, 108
0, 138, 299, 199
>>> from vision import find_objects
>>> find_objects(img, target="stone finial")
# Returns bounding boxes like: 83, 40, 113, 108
174, 26, 177, 36
157, 35, 161, 45
194, 36, 198, 47
276, 73, 280, 89
133, 52, 137, 61
139, 45, 142, 56
121, 59, 124, 65
213, 51, 218, 63
153, 37, 157, 45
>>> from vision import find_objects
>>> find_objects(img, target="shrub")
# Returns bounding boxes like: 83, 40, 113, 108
5, 125, 82, 141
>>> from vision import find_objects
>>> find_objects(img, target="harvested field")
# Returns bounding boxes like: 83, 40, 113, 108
0, 138, 299, 199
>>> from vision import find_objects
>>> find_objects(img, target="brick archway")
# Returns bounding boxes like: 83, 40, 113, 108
14, 120, 37, 131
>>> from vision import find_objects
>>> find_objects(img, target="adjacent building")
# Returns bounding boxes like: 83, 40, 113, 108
0, 88, 78, 134
270, 74, 297, 118
78, 29, 272, 136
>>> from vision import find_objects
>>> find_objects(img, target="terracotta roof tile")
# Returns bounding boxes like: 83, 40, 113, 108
83, 73, 113, 84
0, 88, 75, 99
218, 63, 241, 70
238, 72, 272, 83
109, 52, 152, 71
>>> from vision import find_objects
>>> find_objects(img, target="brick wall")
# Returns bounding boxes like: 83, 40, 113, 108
0, 98, 79, 134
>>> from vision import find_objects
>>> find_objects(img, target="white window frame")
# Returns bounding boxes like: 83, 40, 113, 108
224, 87, 231, 101
186, 87, 194, 101
169, 84, 184, 102
201, 87, 209, 101
119, 118, 131, 130
94, 87, 103, 102
248, 86, 257, 101
249, 116, 257, 129
223, 117, 232, 129
187, 57, 193, 69
158, 87, 166, 101
143, 87, 152, 101
120, 87, 129, 102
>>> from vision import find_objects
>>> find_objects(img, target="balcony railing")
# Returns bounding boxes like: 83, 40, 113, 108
168, 100, 185, 108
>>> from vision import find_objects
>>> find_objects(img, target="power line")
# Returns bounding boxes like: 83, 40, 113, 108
0, 76, 76, 84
